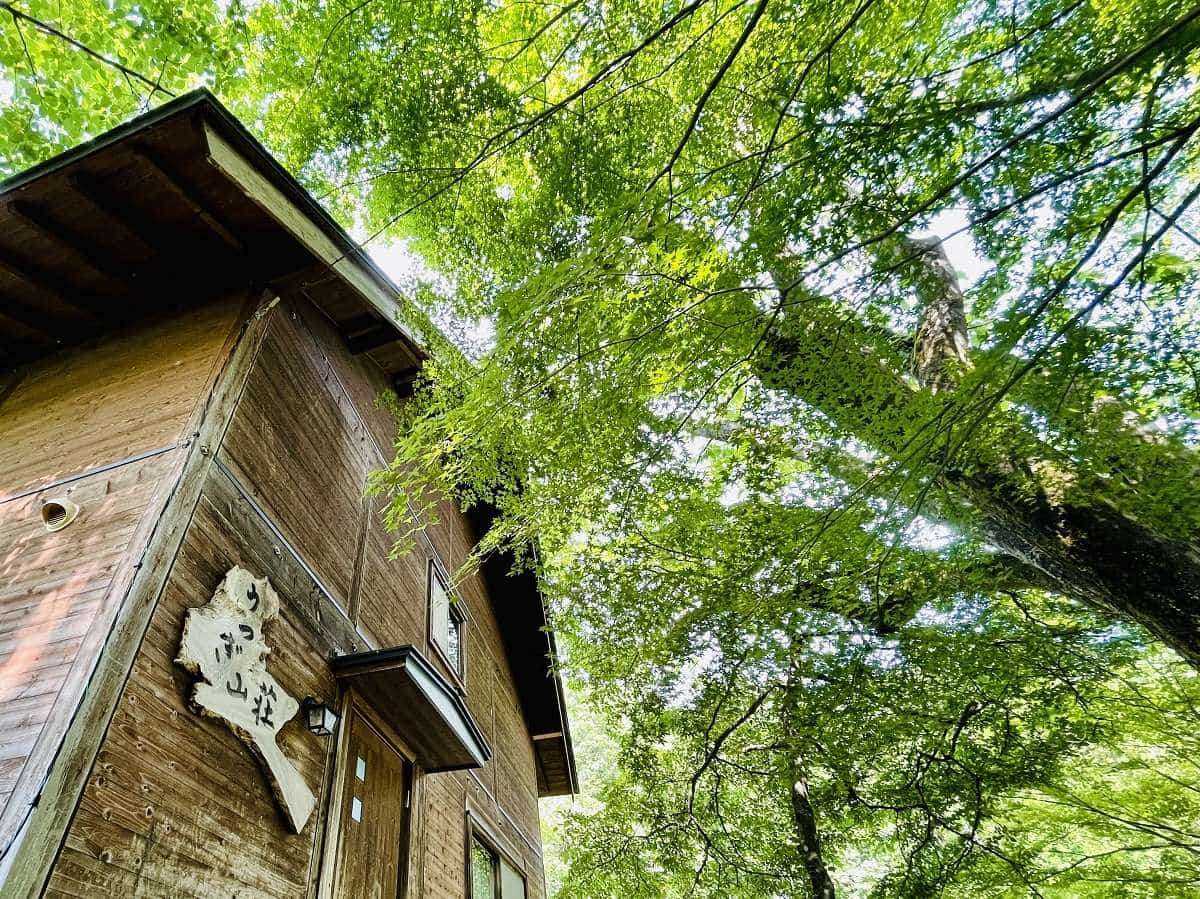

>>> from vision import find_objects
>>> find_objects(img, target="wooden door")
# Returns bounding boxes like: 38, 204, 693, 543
331, 710, 410, 899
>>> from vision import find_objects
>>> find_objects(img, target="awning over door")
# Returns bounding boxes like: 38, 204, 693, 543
330, 645, 491, 772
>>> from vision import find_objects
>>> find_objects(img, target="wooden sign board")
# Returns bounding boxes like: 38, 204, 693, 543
175, 566, 316, 833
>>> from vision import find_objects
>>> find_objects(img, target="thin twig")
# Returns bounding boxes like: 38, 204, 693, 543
0, 2, 176, 97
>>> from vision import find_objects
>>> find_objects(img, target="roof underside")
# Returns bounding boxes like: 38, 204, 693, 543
0, 90, 576, 796
0, 90, 423, 376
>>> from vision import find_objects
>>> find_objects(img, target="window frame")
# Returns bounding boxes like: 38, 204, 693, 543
465, 811, 527, 899
426, 558, 467, 686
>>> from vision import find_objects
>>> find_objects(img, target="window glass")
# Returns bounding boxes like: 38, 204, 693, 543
500, 858, 526, 899
431, 567, 465, 678
446, 609, 462, 673
470, 834, 526, 899
471, 839, 496, 899
430, 571, 450, 652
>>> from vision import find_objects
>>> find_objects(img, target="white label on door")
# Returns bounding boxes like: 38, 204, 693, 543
351, 796, 363, 822
356, 756, 366, 781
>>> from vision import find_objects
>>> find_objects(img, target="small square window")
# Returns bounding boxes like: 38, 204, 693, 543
429, 564, 466, 680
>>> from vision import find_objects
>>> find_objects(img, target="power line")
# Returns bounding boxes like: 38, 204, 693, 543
0, 2, 176, 98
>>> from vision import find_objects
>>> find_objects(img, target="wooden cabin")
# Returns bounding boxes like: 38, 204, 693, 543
0, 90, 575, 899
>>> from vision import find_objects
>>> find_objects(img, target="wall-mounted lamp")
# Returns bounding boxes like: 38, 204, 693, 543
302, 697, 338, 737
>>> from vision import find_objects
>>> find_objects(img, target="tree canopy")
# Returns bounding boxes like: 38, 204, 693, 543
3, 0, 1200, 894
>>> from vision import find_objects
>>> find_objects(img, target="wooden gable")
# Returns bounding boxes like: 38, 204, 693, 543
0, 89, 575, 822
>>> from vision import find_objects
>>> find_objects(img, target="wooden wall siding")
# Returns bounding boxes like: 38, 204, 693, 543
0, 453, 178, 815
354, 498, 427, 653
0, 295, 244, 869
0, 297, 240, 498
46, 484, 341, 899
421, 773, 468, 898
493, 687, 542, 842
239, 295, 549, 893
287, 293, 401, 462
463, 633, 497, 783
219, 303, 373, 605
0, 294, 264, 899
41, 293, 547, 897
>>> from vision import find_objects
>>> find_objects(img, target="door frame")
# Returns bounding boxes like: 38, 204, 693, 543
316, 689, 424, 899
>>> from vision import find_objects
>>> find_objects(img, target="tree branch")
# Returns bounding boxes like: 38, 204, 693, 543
649, 0, 770, 192
0, 2, 175, 97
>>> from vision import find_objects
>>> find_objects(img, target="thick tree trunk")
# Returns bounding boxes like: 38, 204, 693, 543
952, 467, 1200, 667
754, 267, 1200, 667
901, 235, 1200, 666
903, 235, 970, 393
